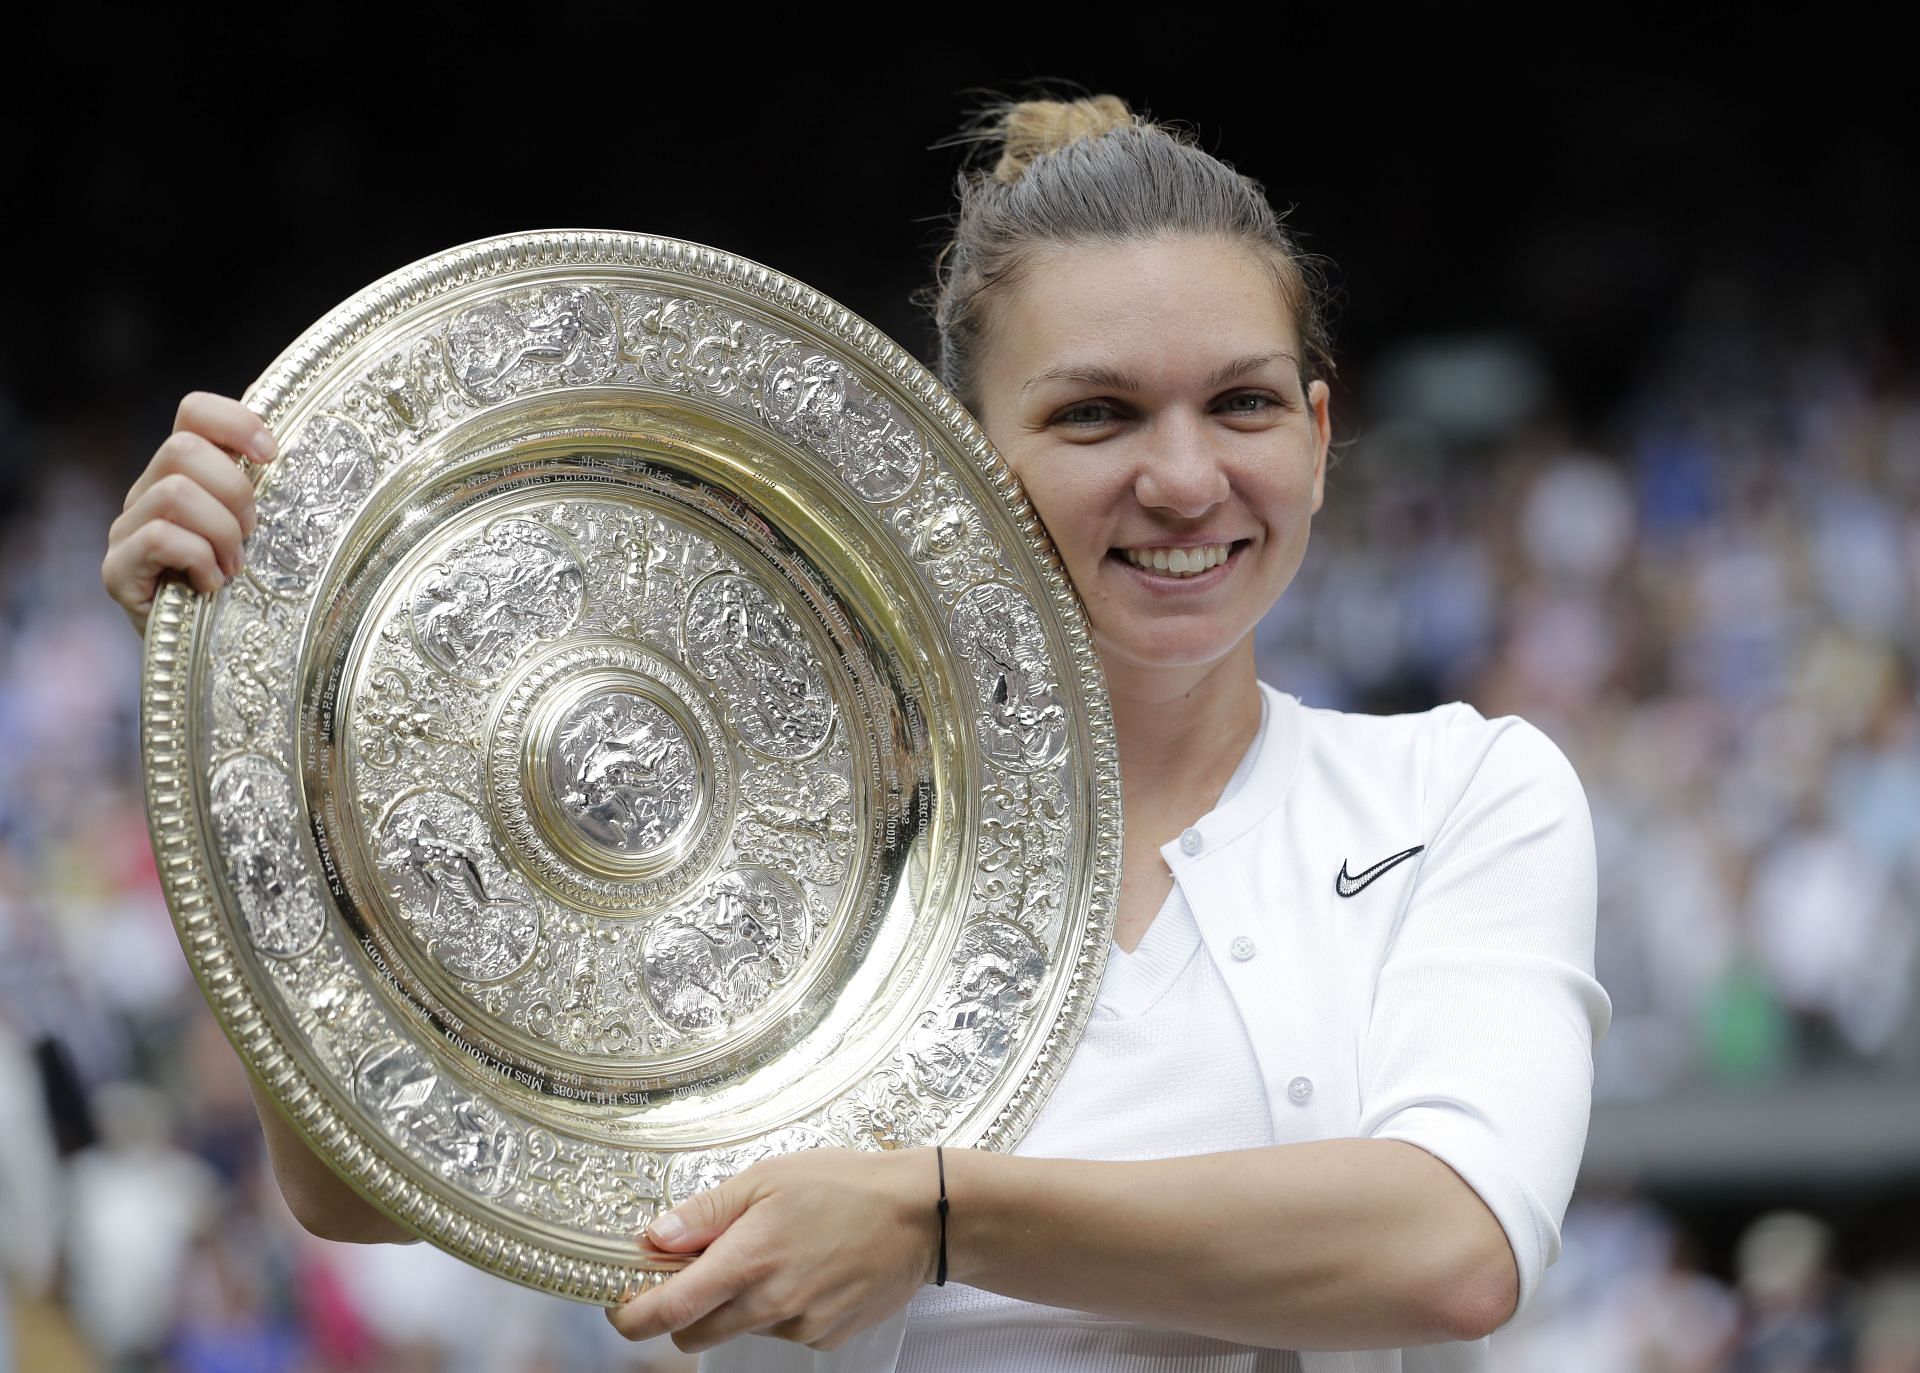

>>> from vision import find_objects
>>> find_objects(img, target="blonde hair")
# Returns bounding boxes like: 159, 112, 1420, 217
918, 91, 1338, 417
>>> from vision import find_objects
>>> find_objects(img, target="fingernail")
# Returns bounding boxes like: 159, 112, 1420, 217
648, 1210, 686, 1243
251, 429, 277, 462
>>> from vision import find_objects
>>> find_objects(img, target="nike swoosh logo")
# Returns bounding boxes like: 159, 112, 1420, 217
1335, 845, 1426, 898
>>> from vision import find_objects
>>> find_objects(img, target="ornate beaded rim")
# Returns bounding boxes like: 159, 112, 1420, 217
140, 230, 1123, 1304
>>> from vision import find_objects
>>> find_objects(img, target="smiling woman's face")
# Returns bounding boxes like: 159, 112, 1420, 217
971, 233, 1331, 688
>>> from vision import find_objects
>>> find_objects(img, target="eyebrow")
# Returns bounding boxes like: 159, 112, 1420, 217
1020, 350, 1297, 396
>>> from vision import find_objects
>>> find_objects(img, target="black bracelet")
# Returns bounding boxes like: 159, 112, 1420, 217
935, 1144, 950, 1287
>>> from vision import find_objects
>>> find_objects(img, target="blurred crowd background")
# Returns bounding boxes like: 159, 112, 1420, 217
4, 38, 1916, 1373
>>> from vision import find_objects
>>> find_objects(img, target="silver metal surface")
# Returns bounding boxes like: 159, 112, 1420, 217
140, 231, 1121, 1305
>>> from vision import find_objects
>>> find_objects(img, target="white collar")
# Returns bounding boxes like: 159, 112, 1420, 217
1158, 681, 1302, 868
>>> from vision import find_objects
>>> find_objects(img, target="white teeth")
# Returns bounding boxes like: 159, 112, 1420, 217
1121, 543, 1232, 577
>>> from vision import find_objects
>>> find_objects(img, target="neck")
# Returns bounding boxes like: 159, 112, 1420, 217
1102, 638, 1263, 814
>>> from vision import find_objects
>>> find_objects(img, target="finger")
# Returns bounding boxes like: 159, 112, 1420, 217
126, 430, 261, 536
103, 519, 227, 608
668, 1296, 788, 1355
763, 1296, 858, 1352
173, 391, 277, 464
605, 1257, 741, 1344
114, 473, 249, 579
648, 1172, 758, 1252
665, 1258, 816, 1354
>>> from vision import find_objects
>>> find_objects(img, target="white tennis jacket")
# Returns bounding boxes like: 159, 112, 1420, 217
704, 684, 1613, 1373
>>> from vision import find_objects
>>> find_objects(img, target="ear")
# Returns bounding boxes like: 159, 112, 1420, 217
1308, 379, 1331, 513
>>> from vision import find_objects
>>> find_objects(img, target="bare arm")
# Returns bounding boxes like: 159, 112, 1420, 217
244, 1070, 417, 1245
940, 1138, 1516, 1348
607, 1135, 1516, 1353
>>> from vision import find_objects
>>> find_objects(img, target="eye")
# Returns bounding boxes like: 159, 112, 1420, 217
1216, 391, 1284, 415
1052, 399, 1124, 427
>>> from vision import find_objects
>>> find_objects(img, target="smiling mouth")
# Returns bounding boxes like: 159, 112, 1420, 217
1113, 541, 1244, 578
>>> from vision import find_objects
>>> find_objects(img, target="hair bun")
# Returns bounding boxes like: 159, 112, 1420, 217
992, 95, 1135, 184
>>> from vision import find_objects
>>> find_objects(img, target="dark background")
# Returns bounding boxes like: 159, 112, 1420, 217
8, 20, 1913, 463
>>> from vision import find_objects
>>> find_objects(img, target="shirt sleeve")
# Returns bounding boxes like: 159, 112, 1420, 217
1353, 705, 1611, 1330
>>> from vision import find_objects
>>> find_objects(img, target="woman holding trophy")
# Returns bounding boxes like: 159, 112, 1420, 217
103, 94, 1608, 1373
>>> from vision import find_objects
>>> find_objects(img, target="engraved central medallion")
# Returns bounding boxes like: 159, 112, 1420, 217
490, 634, 732, 913
549, 688, 697, 858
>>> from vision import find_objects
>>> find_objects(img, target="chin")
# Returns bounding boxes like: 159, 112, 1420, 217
1093, 629, 1250, 678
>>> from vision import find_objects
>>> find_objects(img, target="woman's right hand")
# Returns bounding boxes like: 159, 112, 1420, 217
103, 391, 278, 636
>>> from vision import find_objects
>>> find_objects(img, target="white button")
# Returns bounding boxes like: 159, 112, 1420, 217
1287, 1076, 1314, 1105
1179, 828, 1203, 855
1229, 935, 1256, 961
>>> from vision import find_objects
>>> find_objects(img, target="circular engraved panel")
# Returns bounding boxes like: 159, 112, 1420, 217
141, 231, 1121, 1306
209, 753, 328, 959
949, 582, 1070, 771
548, 689, 698, 858
409, 518, 585, 683
375, 789, 541, 984
486, 636, 734, 910
682, 572, 834, 759
642, 867, 812, 1034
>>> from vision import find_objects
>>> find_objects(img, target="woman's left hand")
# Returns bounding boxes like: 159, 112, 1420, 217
606, 1145, 941, 1353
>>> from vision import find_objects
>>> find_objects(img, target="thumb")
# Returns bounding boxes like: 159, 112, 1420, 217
646, 1175, 752, 1251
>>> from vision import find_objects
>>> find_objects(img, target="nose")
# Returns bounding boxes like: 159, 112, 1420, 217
1133, 412, 1231, 517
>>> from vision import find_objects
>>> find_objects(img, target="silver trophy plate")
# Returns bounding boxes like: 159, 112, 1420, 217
140, 231, 1121, 1303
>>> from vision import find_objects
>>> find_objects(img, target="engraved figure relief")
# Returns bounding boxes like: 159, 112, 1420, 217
515, 920, 650, 1059
664, 1125, 829, 1208
603, 528, 662, 638
517, 1130, 663, 1237
888, 469, 1009, 601
683, 573, 832, 758
353, 666, 473, 774
210, 754, 328, 959
904, 920, 1047, 1101
354, 1041, 522, 1197
758, 346, 925, 503
376, 791, 540, 983
408, 519, 584, 682
974, 766, 1071, 936
549, 500, 647, 637
551, 690, 697, 856
276, 963, 383, 1084
211, 618, 280, 743
565, 503, 727, 646
949, 583, 1069, 772
206, 582, 299, 758
824, 1070, 944, 1152
339, 336, 471, 444
614, 292, 772, 401
446, 285, 617, 402
484, 639, 732, 916
249, 416, 378, 596
641, 868, 812, 1033
733, 759, 854, 887
576, 512, 657, 639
